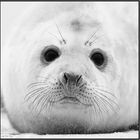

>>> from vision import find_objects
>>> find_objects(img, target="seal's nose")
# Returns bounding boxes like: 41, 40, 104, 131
62, 72, 82, 86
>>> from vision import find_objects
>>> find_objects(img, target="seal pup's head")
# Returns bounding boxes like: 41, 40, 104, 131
2, 2, 138, 134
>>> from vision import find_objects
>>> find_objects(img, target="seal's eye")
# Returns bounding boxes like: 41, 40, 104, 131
41, 45, 60, 64
91, 52, 104, 66
90, 49, 107, 69
44, 49, 59, 62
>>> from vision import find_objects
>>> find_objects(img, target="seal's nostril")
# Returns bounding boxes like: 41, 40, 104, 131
76, 75, 82, 85
63, 72, 68, 84
62, 72, 82, 86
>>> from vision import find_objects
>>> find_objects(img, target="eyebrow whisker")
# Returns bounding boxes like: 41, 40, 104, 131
88, 34, 104, 46
46, 30, 61, 42
85, 26, 101, 46
55, 23, 66, 44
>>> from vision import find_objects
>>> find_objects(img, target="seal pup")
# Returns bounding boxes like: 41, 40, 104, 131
1, 2, 138, 134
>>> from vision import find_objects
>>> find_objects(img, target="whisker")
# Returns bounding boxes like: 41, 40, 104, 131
27, 84, 49, 91
93, 90, 119, 113
25, 87, 45, 101
88, 34, 104, 46
30, 90, 48, 106
27, 87, 52, 116
78, 88, 119, 115
93, 88, 119, 107
25, 87, 48, 101
94, 87, 118, 99
27, 82, 47, 89
78, 91, 106, 120
46, 30, 61, 42
38, 93, 52, 115
95, 96, 112, 115
30, 93, 47, 114
94, 88, 117, 101
91, 96, 103, 119
85, 26, 101, 46
78, 90, 116, 117
55, 22, 66, 44
36, 93, 52, 117
95, 95, 116, 114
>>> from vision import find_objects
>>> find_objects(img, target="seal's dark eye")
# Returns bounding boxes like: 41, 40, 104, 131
90, 49, 107, 69
41, 45, 60, 64
44, 49, 59, 62
91, 52, 104, 66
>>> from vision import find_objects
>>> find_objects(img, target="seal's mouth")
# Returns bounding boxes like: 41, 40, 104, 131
56, 96, 92, 108
54, 96, 88, 109
59, 96, 80, 104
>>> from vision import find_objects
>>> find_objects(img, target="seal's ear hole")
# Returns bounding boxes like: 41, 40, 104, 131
41, 45, 60, 64
90, 49, 107, 69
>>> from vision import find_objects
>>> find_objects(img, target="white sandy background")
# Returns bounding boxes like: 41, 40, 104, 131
1, 2, 138, 139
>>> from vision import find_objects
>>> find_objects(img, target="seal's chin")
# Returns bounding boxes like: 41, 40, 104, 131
44, 99, 91, 134
39, 97, 90, 134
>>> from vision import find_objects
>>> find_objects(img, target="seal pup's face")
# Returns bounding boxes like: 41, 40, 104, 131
2, 2, 138, 134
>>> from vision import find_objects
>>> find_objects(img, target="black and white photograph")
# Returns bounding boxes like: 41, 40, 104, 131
1, 1, 139, 138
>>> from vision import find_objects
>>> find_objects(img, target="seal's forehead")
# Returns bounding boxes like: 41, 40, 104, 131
69, 17, 100, 33
70, 20, 82, 32
19, 2, 100, 30
15, 2, 137, 52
